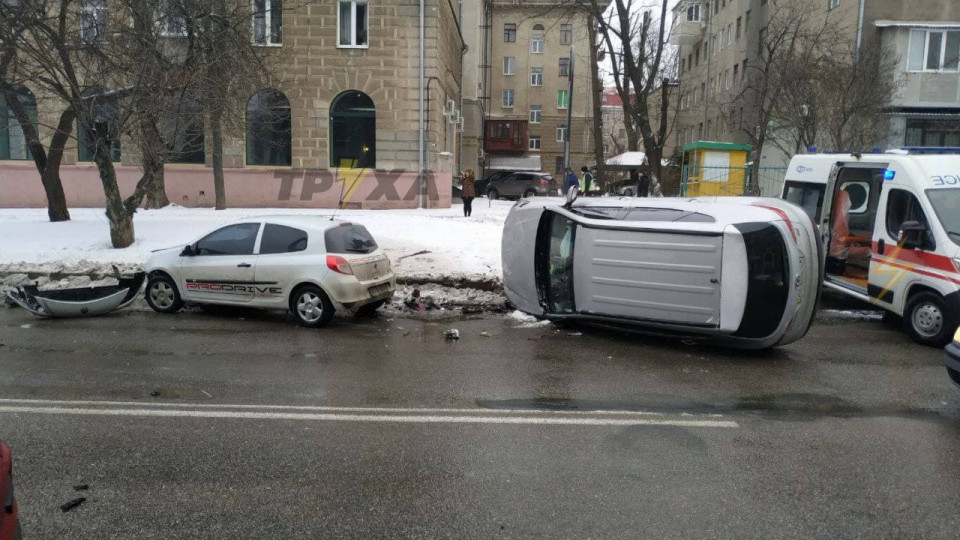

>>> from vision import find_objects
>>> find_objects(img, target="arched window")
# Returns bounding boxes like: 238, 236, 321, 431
0, 85, 37, 161
246, 89, 292, 166
330, 91, 375, 169
164, 98, 205, 164
531, 24, 544, 54
77, 87, 121, 163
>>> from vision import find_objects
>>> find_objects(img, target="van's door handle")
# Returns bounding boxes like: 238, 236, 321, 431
237, 263, 252, 268
877, 239, 884, 255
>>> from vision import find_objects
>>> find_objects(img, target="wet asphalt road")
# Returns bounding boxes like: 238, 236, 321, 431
1, 302, 959, 539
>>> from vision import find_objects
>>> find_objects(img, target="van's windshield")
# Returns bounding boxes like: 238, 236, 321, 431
926, 188, 960, 247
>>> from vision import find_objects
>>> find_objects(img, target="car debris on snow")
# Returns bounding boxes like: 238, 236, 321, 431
60, 497, 86, 512
444, 329, 460, 341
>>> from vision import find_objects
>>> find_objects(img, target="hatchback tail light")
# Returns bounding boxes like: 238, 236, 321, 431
326, 255, 354, 275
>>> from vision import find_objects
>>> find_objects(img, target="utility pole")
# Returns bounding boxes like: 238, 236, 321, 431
563, 44, 575, 171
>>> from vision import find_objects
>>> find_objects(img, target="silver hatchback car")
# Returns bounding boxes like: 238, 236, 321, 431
502, 193, 823, 349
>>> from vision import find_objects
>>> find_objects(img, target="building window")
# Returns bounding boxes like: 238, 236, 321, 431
157, 0, 186, 37
81, 0, 108, 43
745, 10, 751, 30
77, 90, 121, 163
503, 56, 515, 75
559, 57, 570, 77
695, 48, 699, 66
686, 4, 700, 22
492, 123, 510, 139
713, 0, 718, 14
736, 17, 742, 40
905, 118, 960, 147
529, 104, 542, 123
727, 23, 733, 46
338, 0, 368, 48
529, 136, 541, 150
254, 0, 283, 46
164, 100, 205, 164
908, 29, 960, 72
557, 90, 569, 109
828, 0, 840, 8
504, 23, 516, 42
0, 85, 36, 161
330, 90, 376, 169
502, 89, 514, 108
758, 27, 767, 55
246, 89, 291, 166
556, 126, 567, 142
530, 67, 543, 86
560, 23, 572, 45
531, 24, 544, 53
554, 156, 564, 174
733, 63, 739, 85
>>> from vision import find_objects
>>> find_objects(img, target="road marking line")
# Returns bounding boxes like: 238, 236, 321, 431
0, 406, 738, 428
0, 398, 727, 418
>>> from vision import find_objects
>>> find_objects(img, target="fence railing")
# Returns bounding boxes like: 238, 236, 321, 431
681, 165, 787, 197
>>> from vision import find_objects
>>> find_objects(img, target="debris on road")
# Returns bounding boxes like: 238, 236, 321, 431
480, 331, 491, 338
60, 497, 86, 512
73, 484, 89, 491
444, 329, 460, 341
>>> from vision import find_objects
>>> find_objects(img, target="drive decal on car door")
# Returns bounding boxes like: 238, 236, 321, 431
185, 280, 284, 297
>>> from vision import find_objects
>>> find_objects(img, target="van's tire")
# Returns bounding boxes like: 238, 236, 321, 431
487, 188, 499, 200
145, 275, 183, 314
903, 291, 956, 347
290, 285, 335, 328
523, 189, 537, 198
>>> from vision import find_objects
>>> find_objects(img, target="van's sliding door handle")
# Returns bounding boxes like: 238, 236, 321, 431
237, 263, 252, 268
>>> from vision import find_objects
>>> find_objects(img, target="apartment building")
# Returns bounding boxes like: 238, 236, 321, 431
1, 0, 464, 209
600, 88, 629, 156
461, 0, 596, 181
668, 0, 960, 168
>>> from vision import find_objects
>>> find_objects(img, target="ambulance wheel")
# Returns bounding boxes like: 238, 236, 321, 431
145, 275, 183, 314
903, 292, 956, 347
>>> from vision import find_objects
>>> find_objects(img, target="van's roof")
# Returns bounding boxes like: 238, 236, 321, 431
785, 153, 960, 189
522, 195, 794, 226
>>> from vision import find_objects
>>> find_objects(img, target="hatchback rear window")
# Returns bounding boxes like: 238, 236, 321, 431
325, 224, 378, 254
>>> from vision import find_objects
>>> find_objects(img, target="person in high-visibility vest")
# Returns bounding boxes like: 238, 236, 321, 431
579, 167, 594, 194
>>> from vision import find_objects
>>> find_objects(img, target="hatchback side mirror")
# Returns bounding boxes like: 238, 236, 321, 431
898, 220, 927, 250
180, 244, 195, 257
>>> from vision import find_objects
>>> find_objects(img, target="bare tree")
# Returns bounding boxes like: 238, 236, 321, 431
725, 0, 838, 194
588, 0, 675, 194
588, 15, 606, 190
0, 1, 72, 221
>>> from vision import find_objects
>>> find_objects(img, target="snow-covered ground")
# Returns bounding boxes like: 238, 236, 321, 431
0, 202, 513, 282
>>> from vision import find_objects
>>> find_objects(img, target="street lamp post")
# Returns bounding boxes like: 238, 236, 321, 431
563, 44, 574, 172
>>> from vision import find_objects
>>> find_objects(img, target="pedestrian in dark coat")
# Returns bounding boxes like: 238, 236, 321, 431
461, 169, 476, 217
637, 172, 651, 197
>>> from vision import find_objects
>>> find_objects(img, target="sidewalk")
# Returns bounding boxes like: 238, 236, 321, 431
0, 202, 511, 282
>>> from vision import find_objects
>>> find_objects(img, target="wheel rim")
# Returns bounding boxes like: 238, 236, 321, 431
489, 190, 497, 199
297, 292, 323, 323
912, 302, 944, 338
149, 282, 175, 308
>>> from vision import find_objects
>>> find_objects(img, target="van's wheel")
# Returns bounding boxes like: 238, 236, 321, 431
145, 275, 183, 314
903, 291, 956, 347
291, 285, 335, 328
487, 188, 499, 200
523, 189, 536, 198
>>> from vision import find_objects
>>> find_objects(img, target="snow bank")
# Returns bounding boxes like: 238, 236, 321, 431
0, 202, 513, 282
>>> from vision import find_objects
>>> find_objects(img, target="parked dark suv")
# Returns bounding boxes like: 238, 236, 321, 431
486, 172, 555, 200
476, 171, 513, 197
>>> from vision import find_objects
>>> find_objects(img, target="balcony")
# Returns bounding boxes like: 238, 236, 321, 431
485, 120, 527, 153
669, 18, 706, 46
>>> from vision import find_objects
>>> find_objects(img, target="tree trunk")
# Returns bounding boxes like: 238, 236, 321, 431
143, 166, 170, 209
2, 85, 72, 221
587, 18, 606, 193
210, 104, 226, 210
138, 115, 170, 209
93, 139, 134, 248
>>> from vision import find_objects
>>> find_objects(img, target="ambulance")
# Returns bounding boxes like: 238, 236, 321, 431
780, 149, 960, 347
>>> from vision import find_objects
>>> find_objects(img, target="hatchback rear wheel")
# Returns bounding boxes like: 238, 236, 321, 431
487, 188, 499, 200
291, 285, 334, 328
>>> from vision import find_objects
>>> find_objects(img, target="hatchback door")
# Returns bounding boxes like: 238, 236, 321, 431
180, 222, 261, 303
252, 223, 311, 305
573, 226, 724, 326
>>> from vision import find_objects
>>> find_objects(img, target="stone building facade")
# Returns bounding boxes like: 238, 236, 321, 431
460, 0, 596, 183
1, 0, 464, 209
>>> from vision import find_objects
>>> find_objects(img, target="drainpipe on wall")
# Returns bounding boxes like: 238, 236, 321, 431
418, 0, 425, 208
855, 0, 866, 63
458, 0, 466, 175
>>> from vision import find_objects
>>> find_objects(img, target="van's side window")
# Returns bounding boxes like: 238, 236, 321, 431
886, 189, 934, 250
